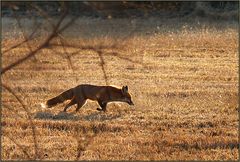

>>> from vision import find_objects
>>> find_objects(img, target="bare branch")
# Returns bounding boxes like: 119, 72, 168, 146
1, 2, 150, 161
97, 50, 109, 85
75, 132, 96, 161
1, 8, 68, 75
12, 8, 37, 62
2, 83, 39, 160
58, 37, 75, 72
2, 23, 39, 54
56, 16, 79, 35
3, 134, 32, 159
30, 3, 78, 76
1, 103, 25, 119
30, 3, 56, 30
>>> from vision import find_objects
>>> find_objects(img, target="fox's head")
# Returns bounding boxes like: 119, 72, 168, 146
121, 86, 134, 106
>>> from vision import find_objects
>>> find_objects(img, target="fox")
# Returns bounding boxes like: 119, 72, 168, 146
41, 84, 134, 112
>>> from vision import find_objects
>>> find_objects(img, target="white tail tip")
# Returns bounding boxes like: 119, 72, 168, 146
41, 103, 47, 108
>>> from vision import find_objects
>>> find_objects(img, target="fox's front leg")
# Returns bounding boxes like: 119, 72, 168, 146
97, 101, 107, 112
63, 98, 76, 112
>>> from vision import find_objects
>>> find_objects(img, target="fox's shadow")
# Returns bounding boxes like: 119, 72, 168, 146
34, 111, 121, 121
34, 111, 80, 121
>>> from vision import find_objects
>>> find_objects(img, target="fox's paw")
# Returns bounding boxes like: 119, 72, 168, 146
96, 108, 102, 111
97, 108, 107, 112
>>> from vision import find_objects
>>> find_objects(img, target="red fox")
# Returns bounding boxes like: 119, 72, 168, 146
41, 84, 134, 112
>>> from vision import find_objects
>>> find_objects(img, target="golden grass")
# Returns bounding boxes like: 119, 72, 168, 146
1, 17, 239, 160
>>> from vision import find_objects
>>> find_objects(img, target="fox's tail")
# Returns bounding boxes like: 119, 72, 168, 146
41, 88, 74, 108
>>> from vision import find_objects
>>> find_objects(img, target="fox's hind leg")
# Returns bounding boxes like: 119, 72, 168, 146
76, 99, 87, 112
97, 101, 107, 112
63, 98, 76, 112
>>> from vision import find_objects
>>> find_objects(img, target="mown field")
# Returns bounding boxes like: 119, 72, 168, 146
1, 17, 239, 160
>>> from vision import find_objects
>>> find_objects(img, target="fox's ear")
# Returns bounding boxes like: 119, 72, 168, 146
122, 86, 128, 94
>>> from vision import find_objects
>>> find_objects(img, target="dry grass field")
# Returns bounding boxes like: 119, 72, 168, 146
1, 17, 239, 160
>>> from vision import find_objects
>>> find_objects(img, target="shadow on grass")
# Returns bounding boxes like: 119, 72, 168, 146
34, 111, 80, 121
34, 111, 121, 121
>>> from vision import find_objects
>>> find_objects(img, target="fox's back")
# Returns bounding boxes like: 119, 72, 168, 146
75, 84, 122, 101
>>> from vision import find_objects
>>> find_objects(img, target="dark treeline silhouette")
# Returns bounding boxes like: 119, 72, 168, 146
2, 1, 238, 20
